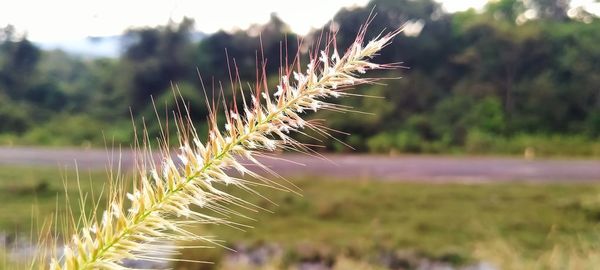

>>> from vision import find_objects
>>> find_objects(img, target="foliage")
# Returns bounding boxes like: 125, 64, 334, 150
0, 0, 599, 156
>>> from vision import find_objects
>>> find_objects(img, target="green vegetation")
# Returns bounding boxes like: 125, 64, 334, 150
2, 166, 600, 267
199, 178, 600, 266
1, 0, 599, 156
366, 131, 600, 157
0, 166, 107, 232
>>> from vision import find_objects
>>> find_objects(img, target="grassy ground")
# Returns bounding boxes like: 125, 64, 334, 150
0, 166, 108, 233
1, 166, 600, 267
201, 178, 600, 265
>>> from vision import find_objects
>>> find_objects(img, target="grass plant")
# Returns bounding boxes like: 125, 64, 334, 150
36, 21, 402, 269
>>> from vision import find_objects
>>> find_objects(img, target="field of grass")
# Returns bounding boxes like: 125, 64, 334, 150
1, 165, 600, 268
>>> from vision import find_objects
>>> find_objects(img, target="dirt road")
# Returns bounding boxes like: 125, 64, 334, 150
0, 147, 598, 182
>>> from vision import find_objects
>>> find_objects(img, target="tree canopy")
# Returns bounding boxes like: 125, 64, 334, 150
0, 0, 598, 156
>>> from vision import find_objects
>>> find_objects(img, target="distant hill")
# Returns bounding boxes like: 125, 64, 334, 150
35, 31, 206, 58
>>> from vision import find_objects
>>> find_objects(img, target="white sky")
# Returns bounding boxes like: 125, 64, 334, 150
0, 0, 576, 42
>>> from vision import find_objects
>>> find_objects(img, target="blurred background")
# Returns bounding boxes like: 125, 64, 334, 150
1, 0, 600, 269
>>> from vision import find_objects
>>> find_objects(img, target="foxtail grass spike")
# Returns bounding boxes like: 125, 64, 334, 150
44, 23, 402, 270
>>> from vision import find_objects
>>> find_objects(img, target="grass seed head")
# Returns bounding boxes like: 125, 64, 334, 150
43, 21, 402, 270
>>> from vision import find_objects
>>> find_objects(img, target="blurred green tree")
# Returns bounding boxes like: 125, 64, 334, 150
121, 18, 196, 110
